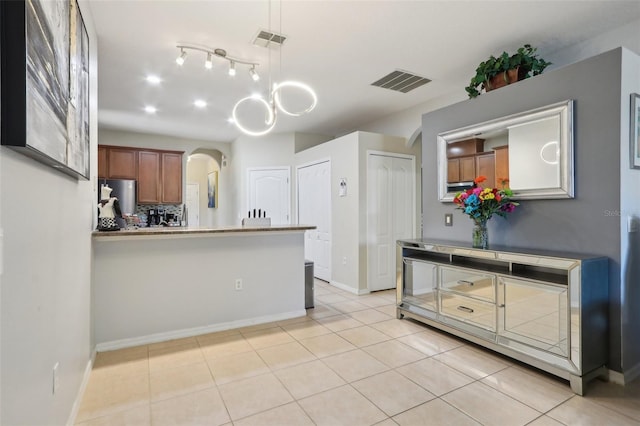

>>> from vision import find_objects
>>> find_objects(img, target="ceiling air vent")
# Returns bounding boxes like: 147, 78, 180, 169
371, 70, 431, 93
253, 29, 287, 48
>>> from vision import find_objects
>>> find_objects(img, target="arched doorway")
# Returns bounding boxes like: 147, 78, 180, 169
185, 149, 226, 227
407, 127, 423, 236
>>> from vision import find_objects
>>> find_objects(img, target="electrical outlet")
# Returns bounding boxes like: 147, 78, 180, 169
235, 279, 243, 291
342, 257, 347, 265
52, 362, 59, 395
445, 213, 453, 227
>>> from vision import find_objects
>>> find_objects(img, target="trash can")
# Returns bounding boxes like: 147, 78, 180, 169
305, 260, 314, 309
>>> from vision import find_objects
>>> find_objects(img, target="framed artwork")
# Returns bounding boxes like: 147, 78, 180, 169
0, 0, 90, 179
631, 93, 640, 169
207, 171, 218, 208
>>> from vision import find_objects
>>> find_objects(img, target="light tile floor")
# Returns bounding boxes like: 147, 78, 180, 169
76, 279, 640, 426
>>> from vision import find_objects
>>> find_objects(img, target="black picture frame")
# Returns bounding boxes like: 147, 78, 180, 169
631, 93, 640, 170
0, 0, 90, 179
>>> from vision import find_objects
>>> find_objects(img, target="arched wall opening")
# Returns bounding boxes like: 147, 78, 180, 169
186, 148, 231, 227
407, 127, 424, 236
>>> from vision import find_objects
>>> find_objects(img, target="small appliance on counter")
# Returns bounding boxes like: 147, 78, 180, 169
147, 209, 183, 227
147, 208, 162, 227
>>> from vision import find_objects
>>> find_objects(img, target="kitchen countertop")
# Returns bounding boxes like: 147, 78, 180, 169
92, 225, 316, 239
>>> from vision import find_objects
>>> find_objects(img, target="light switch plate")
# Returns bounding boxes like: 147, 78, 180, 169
445, 213, 453, 227
628, 215, 639, 233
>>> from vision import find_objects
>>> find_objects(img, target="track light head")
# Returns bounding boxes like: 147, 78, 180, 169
176, 48, 187, 66
228, 61, 236, 77
250, 66, 260, 82
205, 52, 213, 70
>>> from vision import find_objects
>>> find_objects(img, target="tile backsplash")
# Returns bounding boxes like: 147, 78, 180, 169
136, 204, 183, 223
135, 204, 183, 217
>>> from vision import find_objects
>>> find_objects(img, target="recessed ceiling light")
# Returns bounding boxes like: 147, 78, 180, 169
146, 75, 162, 85
144, 105, 157, 114
194, 99, 207, 108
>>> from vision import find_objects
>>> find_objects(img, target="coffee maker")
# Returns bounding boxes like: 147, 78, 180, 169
147, 208, 162, 226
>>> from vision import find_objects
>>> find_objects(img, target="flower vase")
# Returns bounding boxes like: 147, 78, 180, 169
472, 220, 489, 249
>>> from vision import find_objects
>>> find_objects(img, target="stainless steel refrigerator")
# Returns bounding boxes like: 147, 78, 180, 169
99, 179, 136, 228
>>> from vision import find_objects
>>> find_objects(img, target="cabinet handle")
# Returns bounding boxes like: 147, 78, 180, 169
457, 280, 475, 286
457, 305, 474, 313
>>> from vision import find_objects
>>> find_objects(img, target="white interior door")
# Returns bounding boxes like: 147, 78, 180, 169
367, 153, 415, 291
248, 168, 290, 225
297, 161, 331, 281
186, 183, 200, 227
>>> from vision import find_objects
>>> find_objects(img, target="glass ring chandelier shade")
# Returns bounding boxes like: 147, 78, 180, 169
175, 43, 317, 136
232, 81, 318, 136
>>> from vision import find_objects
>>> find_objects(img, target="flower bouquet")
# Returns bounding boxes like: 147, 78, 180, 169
453, 176, 519, 249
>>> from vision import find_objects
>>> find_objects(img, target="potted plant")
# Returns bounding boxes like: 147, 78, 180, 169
465, 44, 551, 98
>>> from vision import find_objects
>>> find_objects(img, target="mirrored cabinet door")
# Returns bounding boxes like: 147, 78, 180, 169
402, 259, 437, 312
498, 276, 568, 356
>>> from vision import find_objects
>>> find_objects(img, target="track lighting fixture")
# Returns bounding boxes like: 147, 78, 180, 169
176, 48, 187, 66
249, 66, 260, 82
175, 44, 259, 78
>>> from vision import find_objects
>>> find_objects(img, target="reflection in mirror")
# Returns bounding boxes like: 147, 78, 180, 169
437, 100, 574, 201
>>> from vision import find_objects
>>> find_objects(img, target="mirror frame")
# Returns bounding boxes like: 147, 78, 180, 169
437, 100, 574, 202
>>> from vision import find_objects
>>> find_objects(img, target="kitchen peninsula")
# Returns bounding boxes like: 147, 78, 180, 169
92, 225, 314, 351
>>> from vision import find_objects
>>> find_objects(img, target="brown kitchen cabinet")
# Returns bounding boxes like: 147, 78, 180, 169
475, 152, 496, 188
97, 146, 107, 178
447, 158, 460, 183
98, 145, 183, 204
137, 150, 161, 203
161, 152, 183, 204
98, 145, 137, 179
107, 147, 137, 179
460, 156, 476, 182
447, 155, 477, 183
137, 150, 183, 204
494, 145, 509, 189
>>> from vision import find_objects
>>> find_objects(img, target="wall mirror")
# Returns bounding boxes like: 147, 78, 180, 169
437, 100, 574, 201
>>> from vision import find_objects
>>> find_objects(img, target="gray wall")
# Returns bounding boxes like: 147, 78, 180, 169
1, 1, 98, 423
422, 49, 625, 372
620, 49, 640, 378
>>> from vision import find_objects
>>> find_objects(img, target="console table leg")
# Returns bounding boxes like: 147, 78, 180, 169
569, 374, 584, 395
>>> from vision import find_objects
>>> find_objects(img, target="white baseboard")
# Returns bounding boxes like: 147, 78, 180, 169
610, 362, 640, 385
330, 280, 369, 295
624, 362, 640, 383
66, 352, 95, 426
408, 288, 431, 296
95, 310, 307, 352
608, 369, 626, 385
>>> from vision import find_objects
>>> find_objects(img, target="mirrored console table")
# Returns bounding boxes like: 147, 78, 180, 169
396, 239, 608, 395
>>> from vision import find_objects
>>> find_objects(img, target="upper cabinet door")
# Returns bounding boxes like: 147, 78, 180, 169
97, 146, 107, 178
107, 148, 137, 179
137, 151, 161, 204
459, 156, 476, 182
475, 153, 496, 188
161, 152, 183, 203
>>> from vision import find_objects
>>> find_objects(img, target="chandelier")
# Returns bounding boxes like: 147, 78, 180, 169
175, 2, 317, 137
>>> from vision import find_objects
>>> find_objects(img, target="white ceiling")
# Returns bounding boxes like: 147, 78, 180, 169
89, 0, 640, 143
